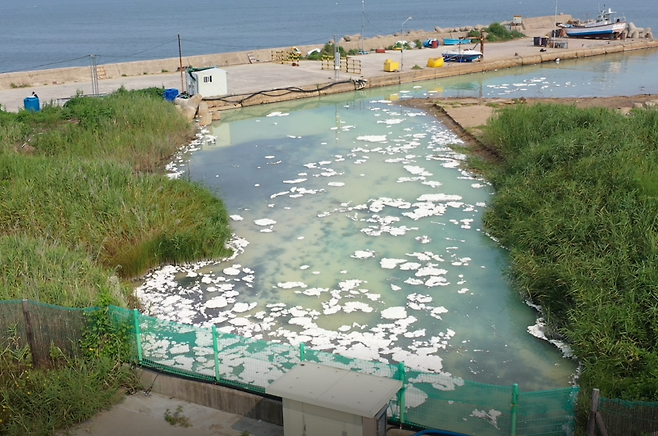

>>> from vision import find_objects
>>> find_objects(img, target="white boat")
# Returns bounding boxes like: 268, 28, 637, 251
442, 48, 482, 62
558, 8, 627, 39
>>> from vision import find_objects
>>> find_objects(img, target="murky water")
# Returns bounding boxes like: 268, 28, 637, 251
138, 52, 658, 390
142, 98, 588, 393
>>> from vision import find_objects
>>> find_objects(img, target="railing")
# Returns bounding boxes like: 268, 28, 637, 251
321, 55, 362, 74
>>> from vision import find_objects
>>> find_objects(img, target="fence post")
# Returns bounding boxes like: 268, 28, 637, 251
299, 342, 306, 361
586, 389, 600, 436
21, 299, 41, 368
510, 383, 519, 436
212, 325, 220, 383
132, 309, 142, 364
397, 362, 406, 426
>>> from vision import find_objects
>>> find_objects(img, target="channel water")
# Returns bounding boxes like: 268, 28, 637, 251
133, 51, 658, 391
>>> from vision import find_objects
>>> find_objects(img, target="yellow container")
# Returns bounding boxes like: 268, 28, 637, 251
384, 59, 399, 72
427, 57, 445, 68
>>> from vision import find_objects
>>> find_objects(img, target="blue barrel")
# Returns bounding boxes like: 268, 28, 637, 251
164, 88, 179, 102
24, 96, 40, 112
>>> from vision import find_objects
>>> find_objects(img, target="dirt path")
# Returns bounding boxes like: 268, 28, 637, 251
401, 94, 658, 148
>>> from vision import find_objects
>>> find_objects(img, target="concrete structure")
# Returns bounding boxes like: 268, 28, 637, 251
266, 363, 401, 436
186, 67, 229, 97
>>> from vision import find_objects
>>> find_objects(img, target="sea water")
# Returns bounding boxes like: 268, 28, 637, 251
1, 0, 657, 74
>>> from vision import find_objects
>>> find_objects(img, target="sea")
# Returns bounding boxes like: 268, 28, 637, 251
1, 0, 657, 74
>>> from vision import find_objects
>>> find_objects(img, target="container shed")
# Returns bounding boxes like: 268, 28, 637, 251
266, 362, 402, 436
186, 67, 228, 98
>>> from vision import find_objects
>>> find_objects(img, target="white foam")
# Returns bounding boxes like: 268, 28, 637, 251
254, 218, 277, 226
381, 306, 407, 319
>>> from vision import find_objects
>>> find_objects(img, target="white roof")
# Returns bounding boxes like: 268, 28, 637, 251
265, 362, 402, 418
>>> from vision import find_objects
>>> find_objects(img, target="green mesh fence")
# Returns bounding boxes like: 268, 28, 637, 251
0, 301, 586, 435
599, 397, 658, 436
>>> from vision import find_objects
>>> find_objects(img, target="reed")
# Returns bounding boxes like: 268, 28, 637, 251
0, 87, 232, 435
0, 87, 232, 303
480, 103, 658, 404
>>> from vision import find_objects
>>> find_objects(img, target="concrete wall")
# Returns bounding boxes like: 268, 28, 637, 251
138, 368, 284, 426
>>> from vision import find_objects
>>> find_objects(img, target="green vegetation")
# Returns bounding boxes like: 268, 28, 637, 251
306, 42, 348, 60
0, 87, 233, 298
164, 405, 191, 427
478, 103, 658, 409
468, 22, 525, 41
0, 87, 234, 435
1, 322, 138, 436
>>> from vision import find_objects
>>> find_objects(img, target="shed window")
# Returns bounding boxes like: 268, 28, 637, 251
203, 76, 212, 83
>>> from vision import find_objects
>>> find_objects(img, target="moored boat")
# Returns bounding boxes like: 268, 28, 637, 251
443, 38, 471, 45
442, 48, 482, 62
558, 8, 627, 39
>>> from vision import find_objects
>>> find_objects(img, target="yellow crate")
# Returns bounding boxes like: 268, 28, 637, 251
384, 59, 399, 72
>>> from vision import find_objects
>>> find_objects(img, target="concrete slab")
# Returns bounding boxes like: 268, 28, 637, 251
62, 391, 283, 436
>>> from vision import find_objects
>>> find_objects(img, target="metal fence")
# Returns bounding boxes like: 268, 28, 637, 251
1, 300, 587, 435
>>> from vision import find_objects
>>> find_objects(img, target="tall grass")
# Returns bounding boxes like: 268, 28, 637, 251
480, 103, 658, 406
0, 87, 232, 302
0, 327, 138, 436
0, 87, 232, 435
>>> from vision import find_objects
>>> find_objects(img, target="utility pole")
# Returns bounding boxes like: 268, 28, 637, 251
178, 34, 185, 94
361, 0, 365, 54
89, 54, 99, 96
400, 17, 412, 71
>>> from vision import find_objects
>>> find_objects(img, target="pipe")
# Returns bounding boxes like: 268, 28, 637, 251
410, 429, 469, 436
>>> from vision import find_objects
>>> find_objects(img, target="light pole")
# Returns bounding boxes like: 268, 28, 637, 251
400, 16, 412, 71
360, 0, 366, 54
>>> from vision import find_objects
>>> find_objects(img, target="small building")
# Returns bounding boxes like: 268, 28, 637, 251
266, 362, 402, 436
186, 67, 228, 98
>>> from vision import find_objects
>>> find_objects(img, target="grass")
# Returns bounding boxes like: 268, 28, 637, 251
164, 406, 191, 427
0, 86, 232, 294
477, 103, 658, 421
0, 87, 233, 435
468, 22, 525, 41
0, 324, 139, 436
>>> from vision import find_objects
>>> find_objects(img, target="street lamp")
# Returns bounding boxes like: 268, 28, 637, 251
400, 16, 412, 71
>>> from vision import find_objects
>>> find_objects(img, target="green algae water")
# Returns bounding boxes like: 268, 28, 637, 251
138, 88, 578, 391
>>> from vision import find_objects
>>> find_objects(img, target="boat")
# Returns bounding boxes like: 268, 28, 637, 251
442, 48, 482, 62
423, 38, 439, 48
558, 8, 627, 39
443, 38, 471, 45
